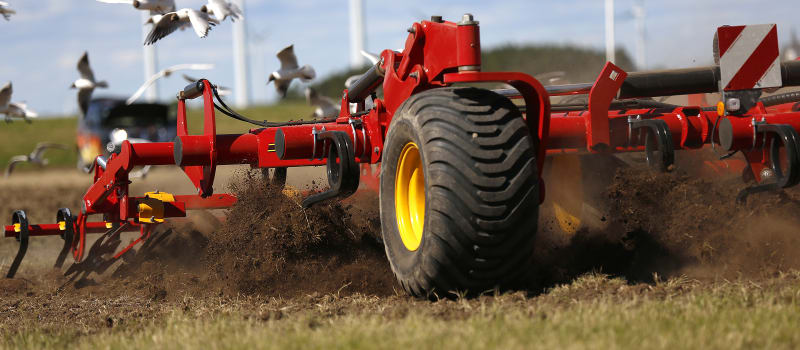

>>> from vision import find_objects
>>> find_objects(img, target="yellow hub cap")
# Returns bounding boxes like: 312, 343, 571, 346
395, 142, 425, 251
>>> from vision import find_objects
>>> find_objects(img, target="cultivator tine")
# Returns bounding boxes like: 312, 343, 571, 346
6, 211, 30, 278
736, 124, 800, 203
53, 208, 74, 269
300, 131, 359, 208
628, 118, 675, 172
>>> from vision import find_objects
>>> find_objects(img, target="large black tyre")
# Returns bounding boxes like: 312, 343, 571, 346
380, 87, 540, 298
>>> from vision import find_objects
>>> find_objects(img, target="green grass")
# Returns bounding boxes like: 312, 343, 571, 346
0, 102, 314, 171
4, 273, 800, 349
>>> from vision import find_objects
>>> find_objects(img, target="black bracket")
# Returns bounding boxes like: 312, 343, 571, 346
6, 210, 29, 278
737, 123, 800, 202
301, 131, 360, 208
629, 118, 675, 172
54, 208, 75, 269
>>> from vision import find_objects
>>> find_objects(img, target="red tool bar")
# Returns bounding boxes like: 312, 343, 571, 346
275, 123, 370, 161
176, 194, 237, 210
174, 133, 259, 167
4, 221, 140, 238
717, 112, 800, 151
129, 142, 175, 166
545, 108, 716, 152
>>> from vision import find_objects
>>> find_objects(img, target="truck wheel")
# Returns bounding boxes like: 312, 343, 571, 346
380, 87, 539, 298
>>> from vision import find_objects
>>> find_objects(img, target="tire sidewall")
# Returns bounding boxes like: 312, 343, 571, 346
380, 112, 428, 279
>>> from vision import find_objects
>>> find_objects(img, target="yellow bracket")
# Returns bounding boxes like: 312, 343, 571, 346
138, 191, 175, 224
58, 221, 66, 231
13, 223, 21, 233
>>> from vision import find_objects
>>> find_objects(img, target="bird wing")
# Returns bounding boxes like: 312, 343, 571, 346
164, 63, 214, 74
360, 50, 380, 65
126, 70, 166, 105
5, 155, 28, 177
96, 0, 134, 4
77, 52, 96, 82
207, 0, 227, 19
145, 11, 183, 45
0, 2, 10, 6
187, 9, 214, 38
228, 1, 243, 20
276, 45, 299, 70
78, 88, 93, 115
0, 81, 11, 107
32, 142, 67, 160
8, 103, 36, 118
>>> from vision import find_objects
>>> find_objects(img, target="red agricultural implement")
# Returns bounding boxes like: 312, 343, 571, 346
5, 16, 800, 297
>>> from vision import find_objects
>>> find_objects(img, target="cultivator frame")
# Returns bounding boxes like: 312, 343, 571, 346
5, 15, 800, 295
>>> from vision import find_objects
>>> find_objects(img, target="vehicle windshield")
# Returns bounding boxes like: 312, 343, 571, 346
103, 104, 169, 128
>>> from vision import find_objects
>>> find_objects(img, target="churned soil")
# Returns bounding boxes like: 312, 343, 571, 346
1, 154, 800, 334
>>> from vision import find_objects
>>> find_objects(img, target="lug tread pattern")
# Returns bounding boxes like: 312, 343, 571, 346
386, 88, 539, 297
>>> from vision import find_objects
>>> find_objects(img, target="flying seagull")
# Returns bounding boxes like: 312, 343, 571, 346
183, 74, 231, 96
305, 87, 338, 119
71, 52, 108, 116
0, 1, 15, 20
5, 142, 68, 177
268, 45, 316, 98
144, 8, 218, 45
95, 0, 175, 15
127, 63, 214, 104
201, 0, 242, 22
0, 82, 38, 123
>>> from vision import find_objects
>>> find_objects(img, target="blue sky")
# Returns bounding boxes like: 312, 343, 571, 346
1, 0, 799, 115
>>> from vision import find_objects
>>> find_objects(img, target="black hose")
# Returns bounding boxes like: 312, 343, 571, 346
759, 91, 800, 107
210, 83, 335, 127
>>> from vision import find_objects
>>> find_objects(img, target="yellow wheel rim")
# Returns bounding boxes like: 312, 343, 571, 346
546, 155, 583, 235
395, 142, 425, 251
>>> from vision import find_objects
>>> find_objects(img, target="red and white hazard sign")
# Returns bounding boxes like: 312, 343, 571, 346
717, 24, 782, 91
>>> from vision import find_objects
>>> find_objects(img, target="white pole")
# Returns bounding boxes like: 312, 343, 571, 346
141, 11, 158, 102
349, 0, 366, 68
633, 0, 646, 69
604, 0, 615, 64
232, 0, 250, 108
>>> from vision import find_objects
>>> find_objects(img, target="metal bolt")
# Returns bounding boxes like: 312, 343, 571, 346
726, 98, 741, 112
407, 26, 415, 34
374, 147, 380, 154
458, 13, 478, 26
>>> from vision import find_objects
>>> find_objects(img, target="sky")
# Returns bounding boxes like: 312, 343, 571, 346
1, 0, 799, 116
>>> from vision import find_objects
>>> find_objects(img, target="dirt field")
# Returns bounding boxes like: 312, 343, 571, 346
2, 149, 800, 349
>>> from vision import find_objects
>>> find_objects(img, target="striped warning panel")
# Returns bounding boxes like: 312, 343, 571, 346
717, 24, 782, 91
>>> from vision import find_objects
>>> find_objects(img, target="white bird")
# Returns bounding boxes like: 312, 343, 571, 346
144, 8, 218, 45
127, 63, 214, 105
201, 0, 242, 22
305, 87, 339, 119
268, 45, 316, 98
183, 74, 231, 96
95, 0, 175, 15
5, 142, 68, 177
70, 52, 108, 116
0, 1, 15, 21
0, 82, 38, 123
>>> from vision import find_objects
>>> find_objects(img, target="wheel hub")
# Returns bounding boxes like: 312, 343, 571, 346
395, 142, 425, 251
